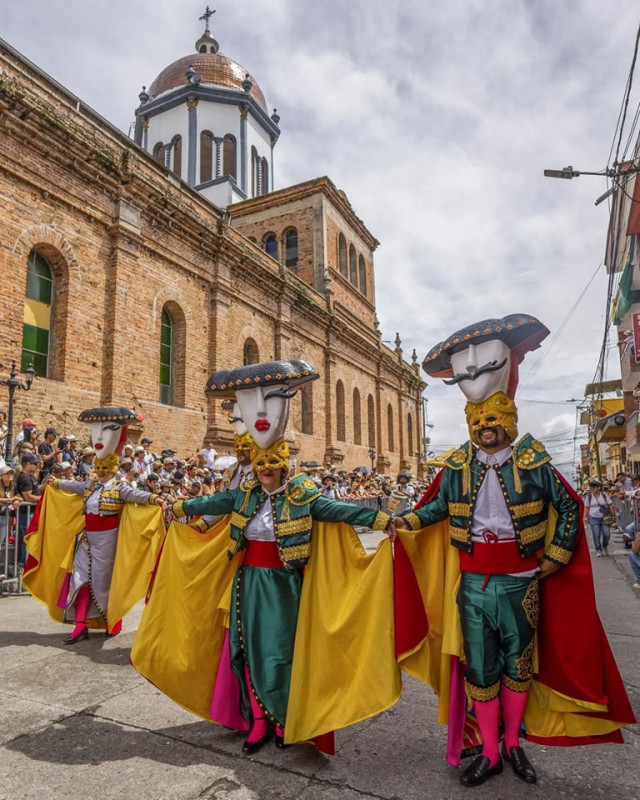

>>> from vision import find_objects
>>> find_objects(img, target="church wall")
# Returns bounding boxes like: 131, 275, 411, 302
246, 113, 273, 163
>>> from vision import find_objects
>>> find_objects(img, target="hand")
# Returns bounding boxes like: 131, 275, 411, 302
394, 516, 409, 530
539, 558, 561, 579
386, 520, 397, 542
154, 496, 164, 507
46, 475, 55, 485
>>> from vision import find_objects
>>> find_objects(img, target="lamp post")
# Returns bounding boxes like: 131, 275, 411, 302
368, 447, 376, 473
0, 360, 36, 458
543, 164, 638, 206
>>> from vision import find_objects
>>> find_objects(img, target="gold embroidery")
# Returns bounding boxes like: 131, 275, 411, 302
302, 478, 316, 490
522, 578, 539, 629
404, 512, 423, 532
531, 439, 545, 453
518, 448, 536, 466
518, 520, 546, 546
279, 542, 311, 562
371, 511, 391, 531
450, 525, 469, 543
192, 517, 209, 533
501, 673, 531, 692
512, 500, 544, 518
466, 681, 501, 702
147, 493, 159, 506
289, 485, 305, 501
451, 449, 468, 464
277, 517, 312, 537
545, 543, 572, 565
448, 502, 470, 517
172, 500, 185, 518
514, 638, 535, 681
230, 511, 250, 531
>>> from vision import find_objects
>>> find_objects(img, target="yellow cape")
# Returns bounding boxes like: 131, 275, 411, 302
131, 519, 403, 743
23, 487, 166, 630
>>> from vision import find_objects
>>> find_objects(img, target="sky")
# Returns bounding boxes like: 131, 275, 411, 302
3, 0, 640, 480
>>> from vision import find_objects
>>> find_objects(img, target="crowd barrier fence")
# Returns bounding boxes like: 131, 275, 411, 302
0, 502, 35, 596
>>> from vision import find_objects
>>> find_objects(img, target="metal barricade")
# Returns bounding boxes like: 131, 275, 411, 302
0, 502, 35, 596
612, 494, 639, 536
343, 495, 408, 515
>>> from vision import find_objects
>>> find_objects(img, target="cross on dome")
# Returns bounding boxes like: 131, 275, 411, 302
199, 6, 216, 34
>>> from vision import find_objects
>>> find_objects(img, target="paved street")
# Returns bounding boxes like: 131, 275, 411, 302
1, 534, 639, 800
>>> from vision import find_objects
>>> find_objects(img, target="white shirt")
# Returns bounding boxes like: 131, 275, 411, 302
244, 485, 286, 541
472, 445, 539, 578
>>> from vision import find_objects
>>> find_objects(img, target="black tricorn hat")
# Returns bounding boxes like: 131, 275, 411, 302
422, 314, 549, 378
78, 406, 143, 424
206, 359, 319, 397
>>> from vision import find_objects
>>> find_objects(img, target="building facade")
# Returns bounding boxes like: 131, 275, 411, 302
0, 24, 424, 474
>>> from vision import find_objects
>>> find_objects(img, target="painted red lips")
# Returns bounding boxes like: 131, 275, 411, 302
255, 420, 271, 431
94, 443, 103, 450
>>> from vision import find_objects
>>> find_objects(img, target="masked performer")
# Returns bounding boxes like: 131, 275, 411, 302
131, 360, 410, 756
23, 407, 165, 643
394, 314, 635, 786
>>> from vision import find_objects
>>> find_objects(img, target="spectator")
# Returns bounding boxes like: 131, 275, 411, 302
140, 438, 156, 472
66, 435, 78, 465
13, 418, 37, 452
133, 446, 148, 477
77, 447, 96, 479
0, 465, 20, 557
61, 461, 75, 480
117, 458, 133, 481
144, 473, 160, 494
0, 410, 8, 451
16, 453, 45, 567
199, 442, 217, 470
629, 529, 640, 589
122, 443, 135, 462
321, 476, 337, 499
583, 479, 614, 556
38, 427, 61, 477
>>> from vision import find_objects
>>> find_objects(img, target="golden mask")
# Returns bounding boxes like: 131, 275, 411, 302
249, 438, 290, 472
234, 432, 253, 452
465, 391, 518, 442
94, 453, 120, 473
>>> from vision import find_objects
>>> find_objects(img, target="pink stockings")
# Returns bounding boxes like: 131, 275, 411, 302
473, 686, 528, 765
244, 666, 268, 743
500, 684, 528, 751
70, 585, 90, 638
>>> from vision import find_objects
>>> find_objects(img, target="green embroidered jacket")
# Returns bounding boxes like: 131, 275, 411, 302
403, 434, 580, 566
173, 473, 391, 569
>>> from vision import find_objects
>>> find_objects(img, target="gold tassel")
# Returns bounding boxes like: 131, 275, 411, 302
280, 495, 291, 522
463, 463, 470, 496
239, 487, 251, 513
513, 464, 522, 495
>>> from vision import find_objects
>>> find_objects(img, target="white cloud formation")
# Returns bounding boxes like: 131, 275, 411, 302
3, 0, 638, 482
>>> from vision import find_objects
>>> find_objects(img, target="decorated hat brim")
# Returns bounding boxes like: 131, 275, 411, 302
78, 406, 143, 424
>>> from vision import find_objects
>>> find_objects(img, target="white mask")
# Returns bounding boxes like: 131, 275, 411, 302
230, 402, 248, 436
448, 339, 511, 403
90, 421, 123, 456
235, 383, 294, 448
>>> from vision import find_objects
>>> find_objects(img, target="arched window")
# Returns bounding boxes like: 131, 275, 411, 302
264, 234, 278, 259
338, 233, 348, 276
223, 134, 236, 178
243, 338, 259, 365
349, 244, 358, 286
159, 308, 173, 405
158, 302, 187, 407
336, 380, 346, 442
358, 255, 367, 296
407, 413, 414, 457
285, 228, 298, 268
261, 157, 269, 193
301, 384, 313, 434
153, 142, 165, 166
172, 136, 182, 179
200, 131, 214, 183
22, 250, 52, 377
353, 388, 362, 445
387, 404, 395, 452
367, 394, 375, 448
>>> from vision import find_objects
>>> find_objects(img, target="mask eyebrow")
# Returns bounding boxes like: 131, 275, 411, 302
264, 388, 297, 400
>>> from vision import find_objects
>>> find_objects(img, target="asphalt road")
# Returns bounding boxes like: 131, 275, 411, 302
1, 533, 639, 800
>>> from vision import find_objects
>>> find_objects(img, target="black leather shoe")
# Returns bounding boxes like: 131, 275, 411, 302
63, 626, 89, 645
501, 744, 537, 783
242, 719, 272, 755
274, 733, 290, 749
460, 755, 503, 786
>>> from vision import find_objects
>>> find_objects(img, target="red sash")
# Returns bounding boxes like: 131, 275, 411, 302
243, 540, 283, 568
85, 513, 120, 531
459, 540, 539, 574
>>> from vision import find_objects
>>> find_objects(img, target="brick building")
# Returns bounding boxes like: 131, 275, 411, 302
0, 22, 424, 475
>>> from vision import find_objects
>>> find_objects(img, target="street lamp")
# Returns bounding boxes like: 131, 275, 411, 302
368, 448, 376, 472
543, 164, 637, 206
0, 360, 36, 457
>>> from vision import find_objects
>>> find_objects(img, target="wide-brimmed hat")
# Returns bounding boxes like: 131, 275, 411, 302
0, 465, 15, 475
205, 359, 319, 397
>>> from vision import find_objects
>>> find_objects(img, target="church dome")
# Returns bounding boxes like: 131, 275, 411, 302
148, 53, 267, 112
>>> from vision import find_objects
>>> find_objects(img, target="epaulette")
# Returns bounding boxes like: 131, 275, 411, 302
285, 473, 322, 506
512, 433, 551, 469
444, 441, 475, 470
239, 476, 259, 492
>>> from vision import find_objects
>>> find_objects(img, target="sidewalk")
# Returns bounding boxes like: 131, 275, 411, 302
1, 540, 639, 800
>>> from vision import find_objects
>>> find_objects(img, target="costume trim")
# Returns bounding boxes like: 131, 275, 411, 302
450, 525, 469, 543
444, 443, 474, 470
147, 493, 159, 506
512, 499, 544, 518
404, 512, 423, 532
230, 511, 250, 531
192, 517, 210, 533
501, 674, 531, 693
172, 500, 186, 518
285, 475, 322, 505
448, 502, 470, 517
522, 579, 539, 629
513, 434, 551, 469
278, 542, 311, 563
515, 639, 535, 681
545, 543, 572, 565
278, 517, 313, 537
519, 520, 546, 546
52, 478, 61, 489
371, 511, 391, 531
466, 681, 500, 702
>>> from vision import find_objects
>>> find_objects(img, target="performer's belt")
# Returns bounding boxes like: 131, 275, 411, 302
243, 540, 283, 568
85, 513, 120, 532
459, 540, 539, 574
